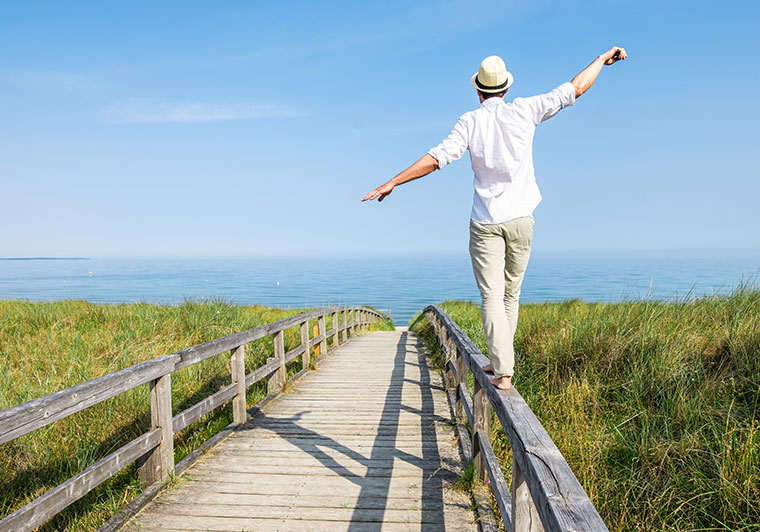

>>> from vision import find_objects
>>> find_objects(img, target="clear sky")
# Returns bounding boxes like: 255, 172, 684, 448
1, 0, 758, 258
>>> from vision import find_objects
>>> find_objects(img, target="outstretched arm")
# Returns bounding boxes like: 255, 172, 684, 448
571, 46, 627, 98
361, 154, 439, 202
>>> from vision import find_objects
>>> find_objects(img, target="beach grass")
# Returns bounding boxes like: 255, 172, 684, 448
410, 287, 760, 531
0, 300, 393, 531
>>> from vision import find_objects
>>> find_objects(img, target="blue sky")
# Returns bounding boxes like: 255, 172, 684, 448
1, 0, 758, 258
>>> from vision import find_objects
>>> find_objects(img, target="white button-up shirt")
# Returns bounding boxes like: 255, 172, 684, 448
428, 82, 576, 224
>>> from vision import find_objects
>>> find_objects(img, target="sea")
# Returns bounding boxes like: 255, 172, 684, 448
1, 253, 759, 324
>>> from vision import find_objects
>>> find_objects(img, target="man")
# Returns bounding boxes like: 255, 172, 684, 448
362, 47, 627, 390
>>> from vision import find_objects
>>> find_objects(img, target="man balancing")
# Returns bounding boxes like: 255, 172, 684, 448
362, 46, 627, 390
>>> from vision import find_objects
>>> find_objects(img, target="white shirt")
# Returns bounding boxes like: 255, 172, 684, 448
428, 82, 576, 224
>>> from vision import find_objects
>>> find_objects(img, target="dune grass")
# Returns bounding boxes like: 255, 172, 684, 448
410, 287, 760, 531
0, 300, 393, 531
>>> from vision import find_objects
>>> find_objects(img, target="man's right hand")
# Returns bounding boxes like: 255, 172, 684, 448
603, 46, 627, 65
362, 181, 395, 202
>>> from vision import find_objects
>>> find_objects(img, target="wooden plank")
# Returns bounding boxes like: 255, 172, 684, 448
156, 491, 447, 511
274, 330, 285, 388
318, 314, 327, 356
0, 429, 160, 532
283, 344, 307, 365
172, 307, 385, 372
138, 501, 464, 523
424, 306, 608, 532
455, 349, 468, 419
512, 454, 544, 532
245, 357, 280, 388
172, 383, 237, 434
300, 320, 310, 369
471, 377, 490, 482
0, 354, 177, 445
476, 430, 513, 532
458, 383, 474, 426
139, 374, 174, 486
125, 513, 475, 532
230, 345, 247, 425
125, 329, 476, 532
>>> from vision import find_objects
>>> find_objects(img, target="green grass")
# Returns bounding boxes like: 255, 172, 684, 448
0, 300, 393, 531
410, 287, 760, 531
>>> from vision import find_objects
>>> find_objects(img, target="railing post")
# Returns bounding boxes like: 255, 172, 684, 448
455, 347, 467, 420
512, 455, 545, 532
318, 314, 327, 355
332, 311, 339, 346
443, 329, 456, 389
472, 377, 491, 482
275, 329, 286, 385
300, 320, 310, 369
139, 373, 174, 487
313, 323, 321, 357
268, 330, 285, 394
231, 345, 247, 425
343, 309, 349, 340
352, 309, 358, 336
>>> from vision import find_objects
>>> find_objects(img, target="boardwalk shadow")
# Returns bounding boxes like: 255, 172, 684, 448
237, 331, 459, 530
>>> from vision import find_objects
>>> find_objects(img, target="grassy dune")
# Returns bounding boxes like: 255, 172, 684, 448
411, 288, 760, 531
0, 300, 393, 531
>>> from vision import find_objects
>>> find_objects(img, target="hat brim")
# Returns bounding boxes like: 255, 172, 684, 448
471, 71, 514, 92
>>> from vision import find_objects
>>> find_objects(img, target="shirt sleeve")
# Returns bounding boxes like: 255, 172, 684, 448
521, 81, 576, 125
427, 116, 469, 169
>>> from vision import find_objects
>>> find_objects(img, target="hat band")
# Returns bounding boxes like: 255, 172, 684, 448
475, 76, 508, 92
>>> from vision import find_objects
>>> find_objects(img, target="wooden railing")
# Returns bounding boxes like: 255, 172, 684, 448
0, 306, 385, 532
423, 305, 608, 532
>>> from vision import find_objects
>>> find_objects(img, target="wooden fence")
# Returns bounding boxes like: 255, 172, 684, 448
0, 306, 384, 532
423, 305, 608, 532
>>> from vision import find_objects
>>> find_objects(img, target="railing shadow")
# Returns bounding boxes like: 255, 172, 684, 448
235, 331, 460, 530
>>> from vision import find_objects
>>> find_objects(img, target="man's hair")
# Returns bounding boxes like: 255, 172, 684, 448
478, 89, 507, 100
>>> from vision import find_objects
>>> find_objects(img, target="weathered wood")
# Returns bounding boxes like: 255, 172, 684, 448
274, 329, 285, 389
0, 305, 386, 532
173, 383, 237, 434
171, 307, 386, 372
332, 311, 339, 346
424, 306, 608, 532
308, 334, 326, 349
230, 345, 247, 425
0, 428, 160, 532
313, 323, 321, 357
0, 307, 385, 446
318, 314, 327, 356
139, 374, 174, 487
246, 357, 281, 388
125, 330, 477, 532
300, 321, 310, 369
458, 383, 474, 427
284, 344, 307, 365
476, 430, 513, 532
455, 348, 468, 420
513, 454, 544, 532
472, 379, 490, 482
266, 356, 280, 395
0, 354, 178, 445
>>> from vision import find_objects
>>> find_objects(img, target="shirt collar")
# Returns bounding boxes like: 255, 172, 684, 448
481, 97, 505, 108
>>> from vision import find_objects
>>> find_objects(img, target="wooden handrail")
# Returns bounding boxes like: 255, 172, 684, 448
423, 305, 608, 532
0, 305, 386, 532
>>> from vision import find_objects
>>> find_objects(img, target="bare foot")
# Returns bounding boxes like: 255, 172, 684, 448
489, 376, 512, 390
482, 364, 494, 373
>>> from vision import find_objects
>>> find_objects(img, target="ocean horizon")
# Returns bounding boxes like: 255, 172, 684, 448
1, 252, 759, 324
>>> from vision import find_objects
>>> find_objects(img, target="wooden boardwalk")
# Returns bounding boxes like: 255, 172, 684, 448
124, 328, 477, 532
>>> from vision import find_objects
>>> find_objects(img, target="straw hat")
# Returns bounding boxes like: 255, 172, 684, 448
471, 55, 514, 93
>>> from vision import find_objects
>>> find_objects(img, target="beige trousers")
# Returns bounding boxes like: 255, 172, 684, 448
469, 216, 534, 378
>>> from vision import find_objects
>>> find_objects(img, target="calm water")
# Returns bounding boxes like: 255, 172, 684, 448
1, 254, 759, 324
